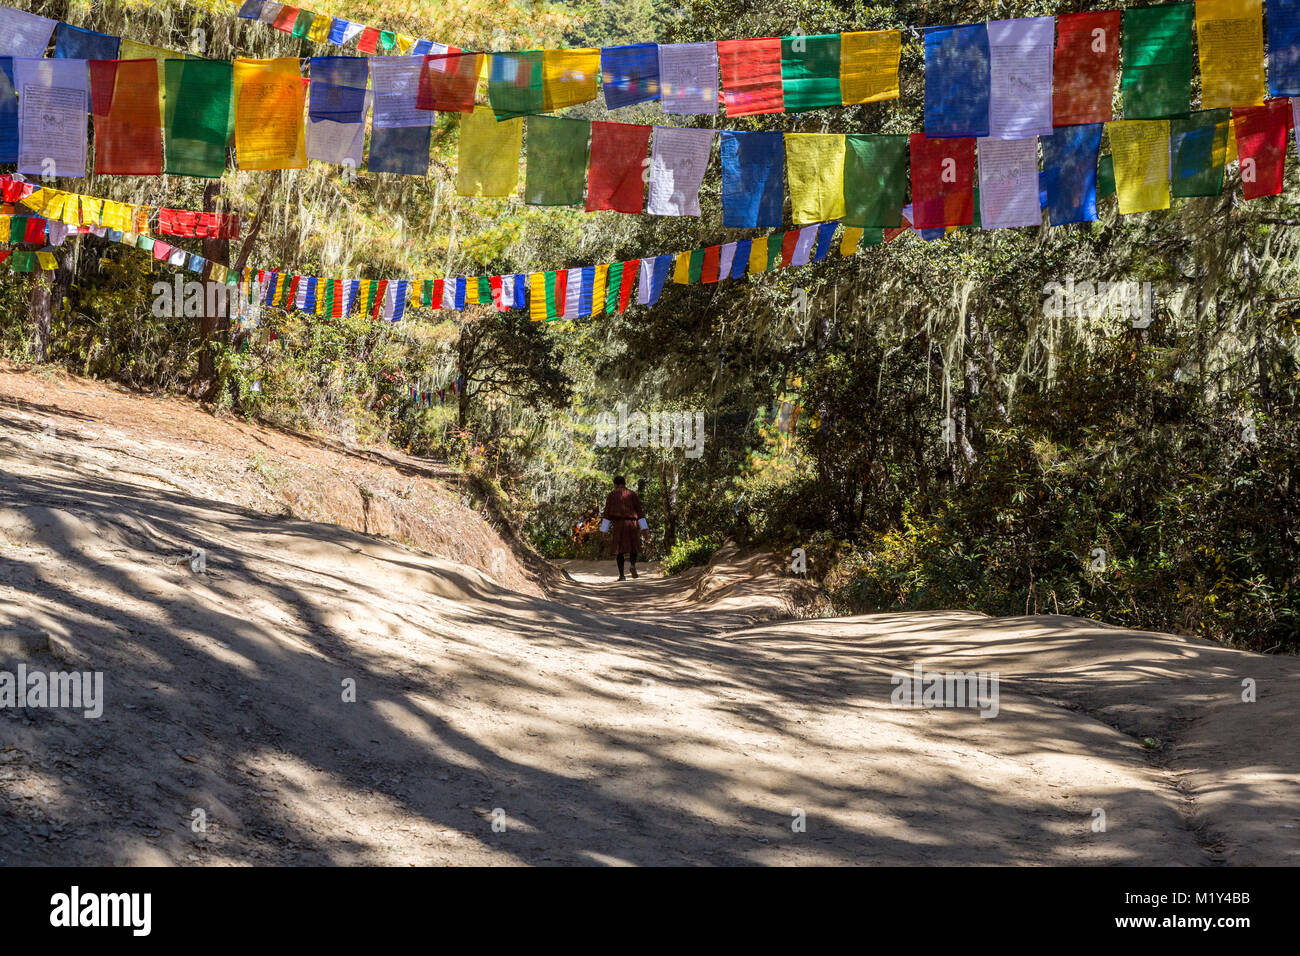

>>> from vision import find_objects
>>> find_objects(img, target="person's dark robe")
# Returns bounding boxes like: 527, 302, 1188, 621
602, 487, 645, 554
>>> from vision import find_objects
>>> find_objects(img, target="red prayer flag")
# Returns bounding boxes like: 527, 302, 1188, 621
489, 274, 506, 310
910, 134, 975, 229
586, 122, 652, 214
89, 59, 164, 176
1233, 99, 1293, 200
617, 260, 639, 312
718, 38, 784, 117
416, 51, 480, 113
431, 278, 445, 309
371, 280, 388, 320
1053, 10, 1121, 127
358, 27, 382, 55
273, 6, 300, 32
701, 245, 721, 283
24, 218, 45, 244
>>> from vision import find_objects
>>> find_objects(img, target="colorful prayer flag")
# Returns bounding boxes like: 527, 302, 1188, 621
1121, 3, 1195, 119
658, 42, 719, 114
1170, 110, 1231, 196
164, 59, 233, 178
1267, 0, 1300, 95
785, 134, 846, 223
909, 134, 976, 228
233, 58, 307, 170
843, 134, 908, 228
586, 121, 651, 213
720, 130, 784, 228
1196, 0, 1265, 110
600, 44, 659, 109
89, 58, 163, 175
1107, 119, 1172, 213
1040, 123, 1103, 224
525, 116, 590, 205
924, 24, 990, 138
840, 30, 901, 104
987, 17, 1054, 139
647, 127, 715, 216
542, 48, 600, 111
1232, 98, 1293, 198
717, 38, 783, 116
781, 33, 841, 111
977, 136, 1041, 228
457, 106, 522, 197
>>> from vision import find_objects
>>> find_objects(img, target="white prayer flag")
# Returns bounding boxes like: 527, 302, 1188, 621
647, 126, 715, 216
15, 58, 89, 178
988, 17, 1055, 140
658, 42, 719, 115
978, 136, 1042, 228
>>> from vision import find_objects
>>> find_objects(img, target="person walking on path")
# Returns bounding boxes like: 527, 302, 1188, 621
600, 475, 647, 581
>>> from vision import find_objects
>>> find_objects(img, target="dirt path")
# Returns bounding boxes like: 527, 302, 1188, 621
0, 367, 1296, 865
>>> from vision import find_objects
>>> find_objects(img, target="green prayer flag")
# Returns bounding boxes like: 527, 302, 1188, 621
490, 52, 545, 120
1098, 154, 1116, 199
1121, 3, 1194, 119
781, 34, 842, 112
525, 116, 590, 206
544, 270, 559, 320
861, 228, 884, 246
379, 31, 397, 52
422, 279, 435, 306
1171, 109, 1230, 198
766, 234, 784, 271
11, 250, 34, 272
606, 261, 624, 313
164, 59, 234, 179
478, 275, 492, 304
844, 134, 907, 228
8, 217, 25, 243
688, 248, 705, 284
291, 10, 314, 39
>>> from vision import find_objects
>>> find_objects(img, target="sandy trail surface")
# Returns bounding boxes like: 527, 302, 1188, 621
0, 367, 1296, 865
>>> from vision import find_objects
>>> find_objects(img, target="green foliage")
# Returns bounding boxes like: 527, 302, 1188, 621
662, 534, 722, 576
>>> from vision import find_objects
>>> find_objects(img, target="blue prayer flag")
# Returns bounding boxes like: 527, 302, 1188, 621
601, 44, 660, 109
720, 131, 784, 229
923, 24, 990, 138
54, 24, 121, 61
1039, 123, 1102, 226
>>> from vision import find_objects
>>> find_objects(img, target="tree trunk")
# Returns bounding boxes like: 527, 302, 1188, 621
27, 273, 52, 363
196, 182, 230, 400
659, 458, 679, 551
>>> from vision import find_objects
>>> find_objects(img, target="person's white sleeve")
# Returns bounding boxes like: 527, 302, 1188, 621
638, 518, 648, 530
599, 519, 610, 533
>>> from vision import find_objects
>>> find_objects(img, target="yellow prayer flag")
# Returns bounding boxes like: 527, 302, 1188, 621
840, 226, 864, 256
395, 34, 416, 55
785, 133, 847, 224
1226, 116, 1239, 163
1196, 0, 1265, 110
308, 16, 333, 44
36, 252, 57, 270
121, 39, 184, 113
748, 237, 769, 274
529, 273, 547, 322
840, 30, 901, 104
542, 48, 600, 112
592, 264, 608, 315
1107, 120, 1171, 214
672, 252, 690, 284
233, 58, 308, 171
457, 106, 522, 197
